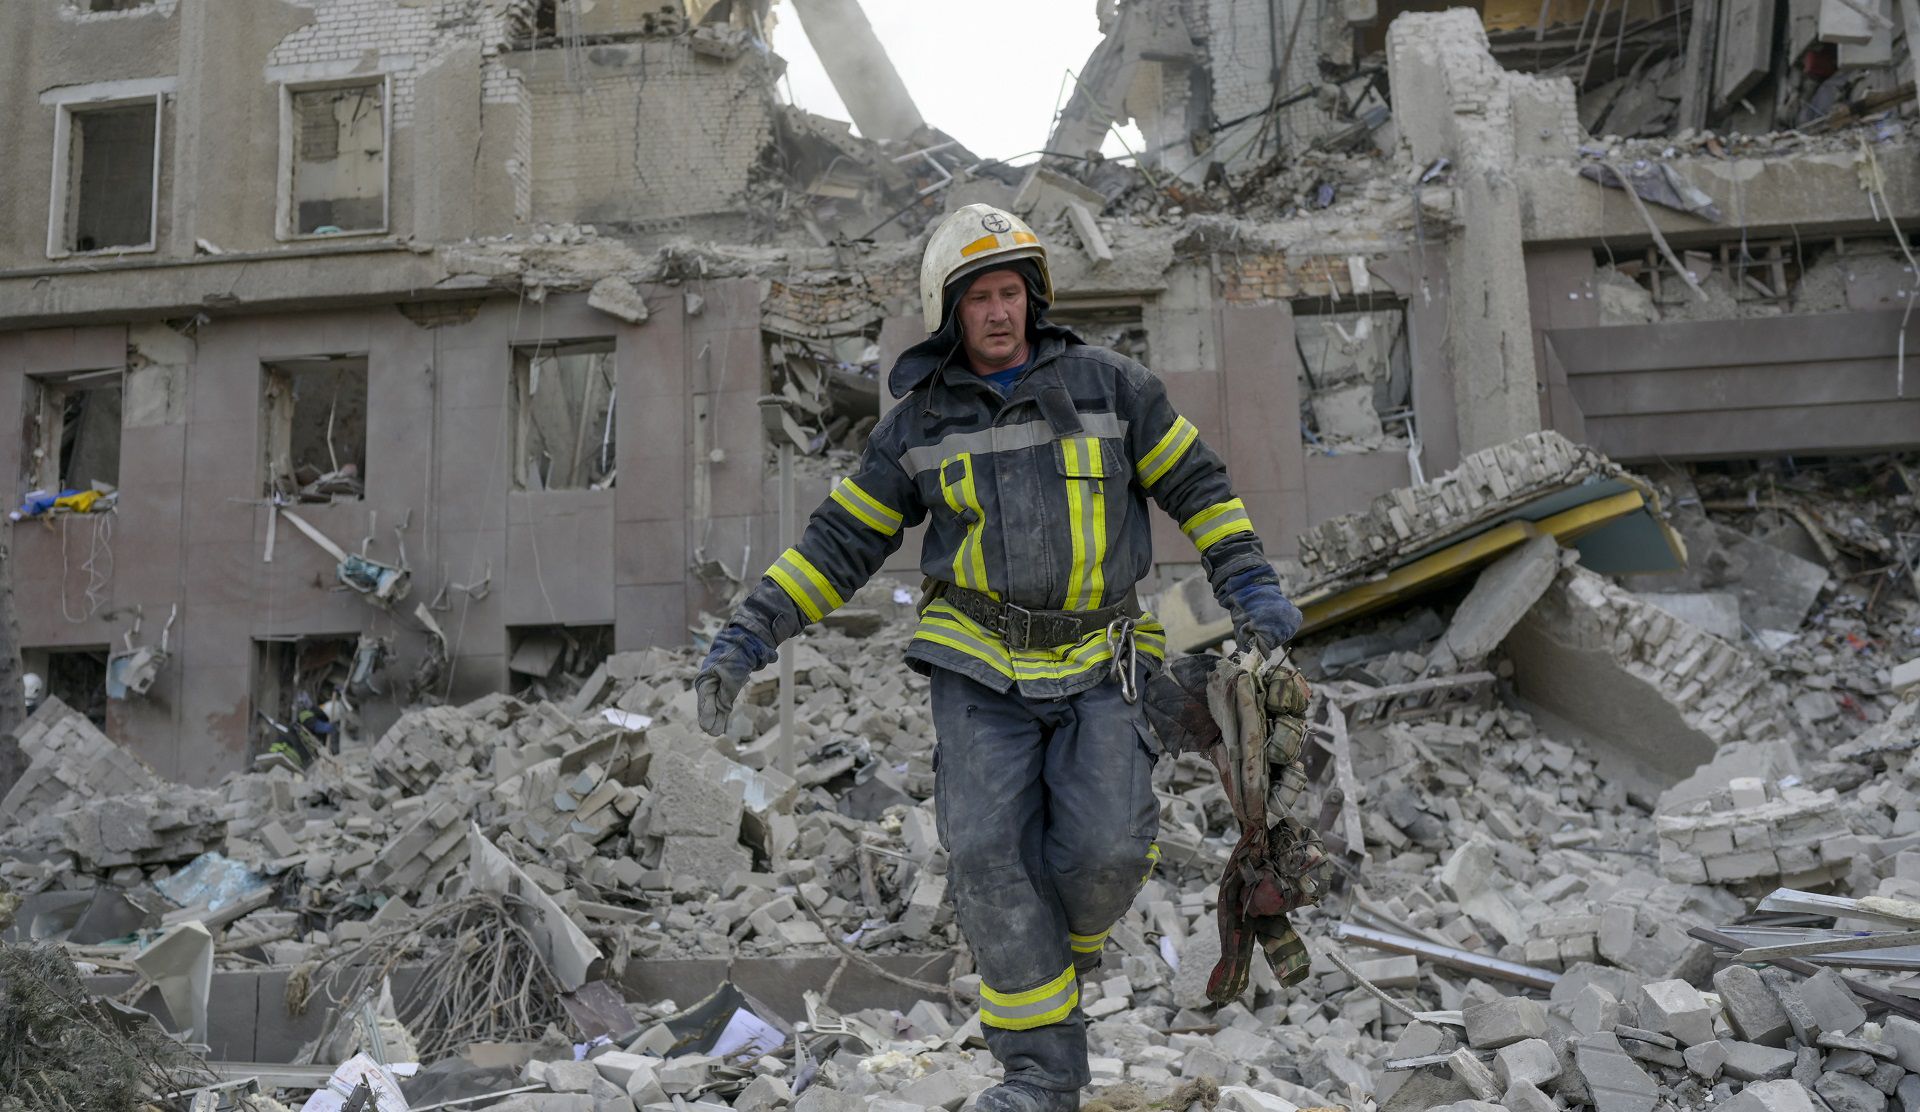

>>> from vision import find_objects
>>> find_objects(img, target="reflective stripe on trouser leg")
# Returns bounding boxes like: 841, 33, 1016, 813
980, 966, 1080, 1030
1044, 670, 1162, 979
930, 666, 1090, 1092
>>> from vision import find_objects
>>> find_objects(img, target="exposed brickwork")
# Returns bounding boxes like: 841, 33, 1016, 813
269, 0, 520, 129
1217, 250, 1374, 303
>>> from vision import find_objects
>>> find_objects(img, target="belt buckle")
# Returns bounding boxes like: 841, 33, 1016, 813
1002, 602, 1035, 650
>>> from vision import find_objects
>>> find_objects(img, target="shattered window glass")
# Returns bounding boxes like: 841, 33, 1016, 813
512, 340, 617, 491
1295, 305, 1412, 455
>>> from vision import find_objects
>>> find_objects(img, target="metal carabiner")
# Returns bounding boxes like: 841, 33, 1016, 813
1106, 616, 1140, 704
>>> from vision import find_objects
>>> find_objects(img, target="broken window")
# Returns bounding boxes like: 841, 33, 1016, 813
508, 624, 613, 702
1047, 304, 1150, 364
23, 370, 123, 494
252, 635, 361, 765
22, 647, 110, 729
762, 329, 881, 458
283, 80, 387, 237
1294, 304, 1413, 454
51, 98, 161, 256
511, 340, 617, 491
261, 357, 367, 501
1589, 237, 1920, 323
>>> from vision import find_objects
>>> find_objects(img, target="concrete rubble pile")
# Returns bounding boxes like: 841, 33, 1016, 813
1, 443, 1917, 1112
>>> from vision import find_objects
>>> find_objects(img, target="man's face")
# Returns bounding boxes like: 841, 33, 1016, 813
957, 269, 1029, 373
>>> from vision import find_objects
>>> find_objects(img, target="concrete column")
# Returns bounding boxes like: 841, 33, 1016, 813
788, 0, 925, 141
1387, 11, 1546, 455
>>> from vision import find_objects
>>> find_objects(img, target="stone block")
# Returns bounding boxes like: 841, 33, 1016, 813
1572, 984, 1621, 1035
1634, 979, 1714, 1046
1495, 1039, 1560, 1089
1716, 964, 1792, 1047
896, 1070, 974, 1111
1720, 1080, 1820, 1112
1684, 1040, 1727, 1081
1448, 1047, 1503, 1101
1722, 1040, 1799, 1082
1883, 1014, 1920, 1072
1817, 1070, 1890, 1112
1504, 1079, 1557, 1112
1793, 970, 1868, 1039
791, 1086, 864, 1112
1465, 995, 1549, 1049
1572, 1033, 1657, 1112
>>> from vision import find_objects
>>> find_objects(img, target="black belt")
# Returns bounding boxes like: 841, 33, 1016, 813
935, 583, 1138, 651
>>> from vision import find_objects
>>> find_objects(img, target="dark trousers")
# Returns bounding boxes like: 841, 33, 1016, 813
931, 665, 1161, 1092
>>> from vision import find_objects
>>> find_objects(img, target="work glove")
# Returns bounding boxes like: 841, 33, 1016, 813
695, 624, 776, 737
1223, 568, 1303, 655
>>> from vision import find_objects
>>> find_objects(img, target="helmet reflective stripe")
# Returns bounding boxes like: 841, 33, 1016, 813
920, 203, 1053, 333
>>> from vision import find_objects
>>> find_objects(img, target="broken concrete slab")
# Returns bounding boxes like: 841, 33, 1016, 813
1439, 533, 1563, 665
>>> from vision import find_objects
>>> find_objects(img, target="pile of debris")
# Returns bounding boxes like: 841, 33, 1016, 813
2, 440, 1918, 1112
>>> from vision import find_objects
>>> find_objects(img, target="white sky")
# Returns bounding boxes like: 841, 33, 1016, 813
768, 0, 1144, 165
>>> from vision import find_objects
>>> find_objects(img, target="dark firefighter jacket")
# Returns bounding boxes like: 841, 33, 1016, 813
732, 320, 1280, 699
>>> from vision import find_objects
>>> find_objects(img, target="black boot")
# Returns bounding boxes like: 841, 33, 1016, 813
975, 1080, 1081, 1112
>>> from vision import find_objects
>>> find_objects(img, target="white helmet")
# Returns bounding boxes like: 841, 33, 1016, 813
919, 204, 1053, 333
22, 673, 43, 705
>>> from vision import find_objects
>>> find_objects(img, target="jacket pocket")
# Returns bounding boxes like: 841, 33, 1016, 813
939, 453, 989, 593
1055, 437, 1117, 610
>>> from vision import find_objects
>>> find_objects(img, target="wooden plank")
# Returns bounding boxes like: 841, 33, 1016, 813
1715, 0, 1777, 109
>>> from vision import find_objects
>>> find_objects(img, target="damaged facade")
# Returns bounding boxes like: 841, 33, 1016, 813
2, 0, 1916, 778
0, 6, 1918, 1106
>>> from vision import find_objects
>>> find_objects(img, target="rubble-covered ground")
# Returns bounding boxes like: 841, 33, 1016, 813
2, 449, 1918, 1112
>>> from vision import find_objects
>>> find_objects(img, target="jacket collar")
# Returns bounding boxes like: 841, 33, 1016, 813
886, 317, 1083, 400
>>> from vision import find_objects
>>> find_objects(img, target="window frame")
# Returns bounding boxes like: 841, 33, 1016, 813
276, 74, 392, 242
45, 92, 165, 260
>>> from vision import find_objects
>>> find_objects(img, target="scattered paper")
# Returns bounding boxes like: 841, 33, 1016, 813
1160, 935, 1180, 971
298, 1053, 411, 1112
709, 1007, 786, 1063
893, 588, 915, 605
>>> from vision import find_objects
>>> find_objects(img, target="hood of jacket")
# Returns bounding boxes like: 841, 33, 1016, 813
887, 314, 1085, 399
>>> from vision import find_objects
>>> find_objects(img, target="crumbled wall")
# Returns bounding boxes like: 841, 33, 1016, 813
267, 0, 517, 130
520, 41, 778, 226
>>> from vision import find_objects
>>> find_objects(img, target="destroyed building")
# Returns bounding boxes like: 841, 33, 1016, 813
0, 0, 1915, 776
1, 0, 1920, 1110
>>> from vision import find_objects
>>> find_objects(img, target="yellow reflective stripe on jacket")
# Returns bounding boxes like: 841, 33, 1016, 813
980, 966, 1079, 1030
829, 478, 904, 536
1180, 498, 1255, 553
912, 600, 1167, 682
767, 548, 843, 623
1137, 416, 1198, 487
1060, 437, 1108, 610
940, 454, 992, 595
1142, 841, 1162, 883
1068, 927, 1111, 954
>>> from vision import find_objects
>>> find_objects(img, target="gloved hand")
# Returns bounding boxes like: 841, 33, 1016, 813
1223, 569, 1302, 655
695, 624, 776, 737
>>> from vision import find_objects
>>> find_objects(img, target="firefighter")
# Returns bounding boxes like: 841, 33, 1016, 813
696, 204, 1301, 1111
